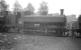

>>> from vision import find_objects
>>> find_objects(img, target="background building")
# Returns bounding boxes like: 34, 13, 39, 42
66, 15, 77, 29
66, 15, 77, 23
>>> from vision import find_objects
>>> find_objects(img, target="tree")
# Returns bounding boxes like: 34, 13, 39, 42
13, 0, 22, 14
0, 0, 8, 12
78, 15, 81, 28
0, 0, 8, 24
38, 1, 48, 15
24, 3, 35, 15
0, 0, 8, 16
13, 0, 22, 26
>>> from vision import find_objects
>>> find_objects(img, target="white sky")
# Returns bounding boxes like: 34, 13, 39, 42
5, 0, 81, 17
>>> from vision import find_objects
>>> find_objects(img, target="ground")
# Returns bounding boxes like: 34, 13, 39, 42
9, 34, 81, 50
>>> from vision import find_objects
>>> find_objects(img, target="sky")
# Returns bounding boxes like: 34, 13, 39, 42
5, 0, 81, 17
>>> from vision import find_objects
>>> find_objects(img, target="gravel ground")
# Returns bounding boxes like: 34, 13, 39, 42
10, 34, 81, 50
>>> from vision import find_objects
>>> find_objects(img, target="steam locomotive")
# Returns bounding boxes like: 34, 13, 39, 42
19, 15, 66, 36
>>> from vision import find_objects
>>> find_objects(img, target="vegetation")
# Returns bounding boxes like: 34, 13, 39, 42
24, 3, 35, 15
0, 0, 8, 11
38, 1, 48, 15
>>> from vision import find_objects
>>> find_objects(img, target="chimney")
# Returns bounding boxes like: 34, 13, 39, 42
60, 9, 64, 15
